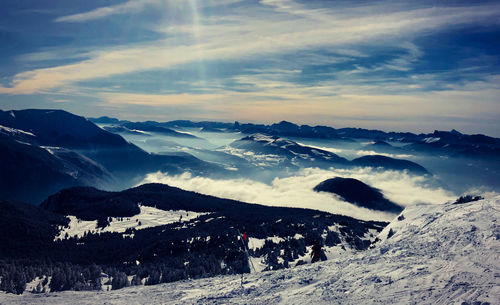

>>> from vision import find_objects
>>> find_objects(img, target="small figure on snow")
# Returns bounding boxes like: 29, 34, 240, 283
311, 239, 322, 263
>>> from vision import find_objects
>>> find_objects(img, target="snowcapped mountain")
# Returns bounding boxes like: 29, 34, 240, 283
85, 114, 500, 192
3, 196, 497, 304
224, 133, 429, 175
0, 109, 127, 149
225, 133, 350, 169
120, 122, 198, 138
360, 140, 412, 157
99, 121, 200, 138
89, 116, 500, 157
0, 109, 231, 202
404, 130, 500, 159
0, 125, 114, 203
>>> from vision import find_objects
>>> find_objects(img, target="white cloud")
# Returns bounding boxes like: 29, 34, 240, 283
55, 0, 244, 23
139, 167, 456, 222
100, 92, 224, 106
2, 2, 499, 94
355, 150, 414, 159
54, 0, 157, 23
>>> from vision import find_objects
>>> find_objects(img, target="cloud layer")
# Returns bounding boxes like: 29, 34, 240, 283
140, 167, 457, 222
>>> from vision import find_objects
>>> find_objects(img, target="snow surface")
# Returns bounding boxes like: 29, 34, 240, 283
423, 137, 440, 143
0, 125, 35, 137
220, 134, 341, 167
247, 236, 285, 251
129, 129, 152, 135
54, 205, 209, 241
246, 236, 289, 273
220, 146, 286, 167
295, 142, 344, 155
3, 197, 499, 304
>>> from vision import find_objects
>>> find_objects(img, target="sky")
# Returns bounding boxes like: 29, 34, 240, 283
0, 0, 499, 136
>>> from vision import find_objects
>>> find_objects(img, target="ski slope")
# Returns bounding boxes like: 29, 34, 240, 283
2, 196, 499, 304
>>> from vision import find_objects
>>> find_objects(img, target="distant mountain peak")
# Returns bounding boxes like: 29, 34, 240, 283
89, 116, 122, 124
275, 120, 297, 127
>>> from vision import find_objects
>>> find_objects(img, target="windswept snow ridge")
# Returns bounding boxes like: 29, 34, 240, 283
423, 137, 440, 143
0, 125, 35, 137
4, 196, 499, 304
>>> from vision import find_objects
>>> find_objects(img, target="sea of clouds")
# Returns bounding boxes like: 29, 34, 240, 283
140, 167, 458, 222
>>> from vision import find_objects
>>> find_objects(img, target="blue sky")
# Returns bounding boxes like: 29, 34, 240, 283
0, 0, 499, 136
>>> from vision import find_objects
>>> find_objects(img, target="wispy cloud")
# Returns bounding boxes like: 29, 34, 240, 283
54, 0, 244, 23
54, 0, 157, 23
52, 99, 70, 103
2, 2, 498, 95
100, 92, 224, 106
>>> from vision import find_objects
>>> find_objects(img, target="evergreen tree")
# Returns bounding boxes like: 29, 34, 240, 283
111, 271, 128, 290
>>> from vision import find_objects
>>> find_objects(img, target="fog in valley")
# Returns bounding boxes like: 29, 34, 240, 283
96, 124, 499, 221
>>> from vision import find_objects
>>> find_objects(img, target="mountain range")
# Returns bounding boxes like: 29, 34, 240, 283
0, 109, 228, 202
0, 108, 498, 303
2, 108, 498, 203
91, 117, 500, 158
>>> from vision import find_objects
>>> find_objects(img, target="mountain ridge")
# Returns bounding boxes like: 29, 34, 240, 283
0, 109, 231, 202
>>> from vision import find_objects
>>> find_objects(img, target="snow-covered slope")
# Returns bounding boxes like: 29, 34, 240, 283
54, 205, 209, 241
2, 197, 499, 304
224, 133, 349, 168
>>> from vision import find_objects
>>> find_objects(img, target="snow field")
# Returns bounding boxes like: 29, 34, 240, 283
54, 205, 209, 241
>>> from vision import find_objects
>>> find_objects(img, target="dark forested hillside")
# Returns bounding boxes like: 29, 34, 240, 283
0, 184, 387, 295
314, 177, 403, 212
